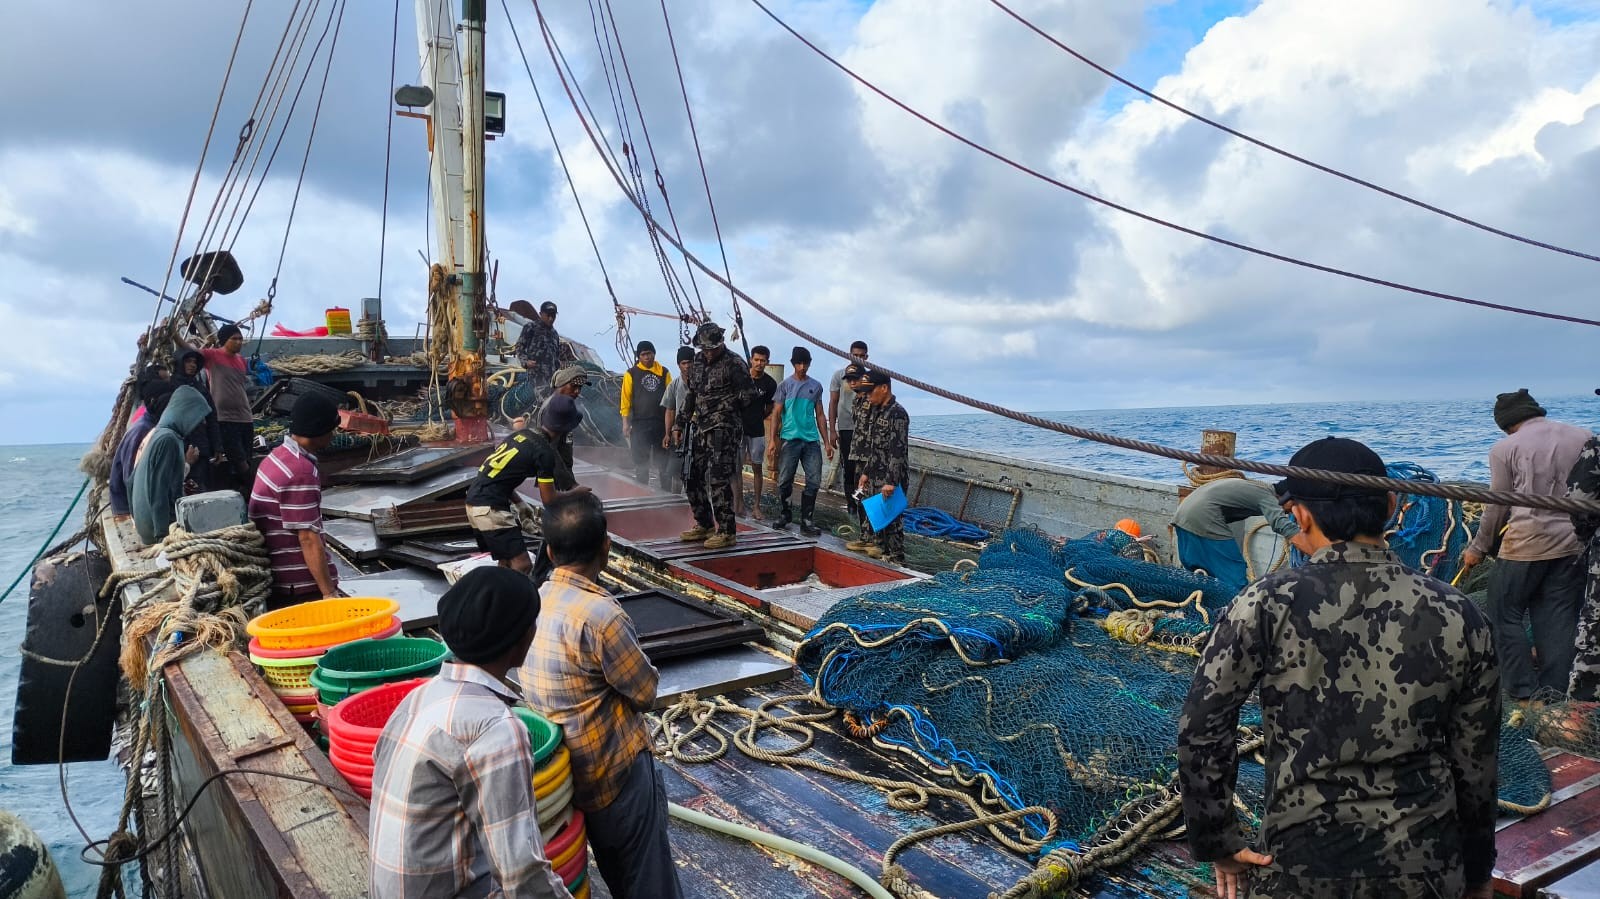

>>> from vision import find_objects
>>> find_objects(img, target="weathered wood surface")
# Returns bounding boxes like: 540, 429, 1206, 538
653, 679, 1209, 899
1497, 750, 1600, 897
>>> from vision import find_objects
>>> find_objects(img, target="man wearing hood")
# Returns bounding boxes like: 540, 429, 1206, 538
131, 385, 212, 544
110, 379, 175, 518
173, 348, 224, 490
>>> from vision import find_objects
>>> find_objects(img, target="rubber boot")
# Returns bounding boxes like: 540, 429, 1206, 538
799, 494, 820, 537
776, 500, 793, 530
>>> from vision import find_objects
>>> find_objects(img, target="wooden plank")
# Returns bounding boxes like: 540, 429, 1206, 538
1496, 749, 1600, 898
165, 648, 370, 898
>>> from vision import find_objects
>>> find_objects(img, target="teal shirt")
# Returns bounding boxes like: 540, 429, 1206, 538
775, 375, 825, 442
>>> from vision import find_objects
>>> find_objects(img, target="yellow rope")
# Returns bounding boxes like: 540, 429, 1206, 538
1065, 567, 1210, 626
1182, 461, 1244, 486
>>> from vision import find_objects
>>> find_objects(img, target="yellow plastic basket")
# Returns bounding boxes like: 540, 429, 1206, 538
249, 652, 322, 692
246, 598, 401, 651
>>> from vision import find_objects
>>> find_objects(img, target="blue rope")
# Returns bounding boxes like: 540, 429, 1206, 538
902, 506, 989, 541
1, 477, 89, 606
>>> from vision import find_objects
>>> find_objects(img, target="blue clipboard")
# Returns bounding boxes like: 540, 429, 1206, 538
861, 486, 908, 531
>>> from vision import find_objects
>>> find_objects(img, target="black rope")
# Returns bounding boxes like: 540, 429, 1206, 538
530, 0, 1600, 517
657, 0, 747, 353
985, 0, 1600, 265
738, 0, 1600, 329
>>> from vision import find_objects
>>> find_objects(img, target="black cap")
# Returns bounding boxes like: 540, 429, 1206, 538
790, 346, 812, 364
862, 369, 891, 387
636, 340, 655, 357
539, 301, 558, 316
1274, 437, 1387, 503
843, 363, 866, 381
676, 345, 695, 364
437, 567, 538, 664
290, 392, 341, 438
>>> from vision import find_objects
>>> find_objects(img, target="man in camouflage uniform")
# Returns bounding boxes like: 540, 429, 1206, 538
510, 300, 562, 388
674, 322, 755, 549
841, 364, 878, 554
854, 370, 910, 565
1178, 437, 1498, 899
1567, 434, 1600, 701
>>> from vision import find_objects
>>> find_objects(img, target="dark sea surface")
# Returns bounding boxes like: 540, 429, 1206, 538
2, 396, 1598, 894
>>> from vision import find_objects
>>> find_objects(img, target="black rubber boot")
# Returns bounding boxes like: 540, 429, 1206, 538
776, 500, 793, 530
799, 495, 820, 536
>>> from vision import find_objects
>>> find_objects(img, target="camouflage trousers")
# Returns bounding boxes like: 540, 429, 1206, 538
1246, 868, 1465, 898
876, 518, 905, 564
687, 425, 740, 535
1570, 547, 1600, 701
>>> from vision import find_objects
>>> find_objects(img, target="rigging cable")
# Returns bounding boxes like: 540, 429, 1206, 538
529, 0, 1600, 517
500, 0, 629, 359
144, 0, 258, 338
984, 0, 1600, 265
656, 0, 749, 353
737, 0, 1600, 329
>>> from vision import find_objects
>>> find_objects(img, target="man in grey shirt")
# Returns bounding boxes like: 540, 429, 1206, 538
1173, 476, 1299, 594
1460, 388, 1591, 701
661, 346, 694, 492
828, 340, 870, 517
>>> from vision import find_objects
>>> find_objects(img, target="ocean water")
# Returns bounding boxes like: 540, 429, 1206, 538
0, 395, 1596, 894
0, 443, 122, 897
914, 395, 1600, 485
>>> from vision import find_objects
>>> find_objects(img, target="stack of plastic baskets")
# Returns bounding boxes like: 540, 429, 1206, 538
311, 636, 451, 732
245, 598, 401, 729
515, 708, 590, 899
323, 678, 428, 799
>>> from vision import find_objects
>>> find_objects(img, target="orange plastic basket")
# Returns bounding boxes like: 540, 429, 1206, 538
246, 598, 400, 651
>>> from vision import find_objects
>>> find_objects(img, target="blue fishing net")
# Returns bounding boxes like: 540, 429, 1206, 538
1383, 462, 1475, 584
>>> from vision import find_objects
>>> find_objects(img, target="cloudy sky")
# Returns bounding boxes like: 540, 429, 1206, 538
3, 0, 1599, 446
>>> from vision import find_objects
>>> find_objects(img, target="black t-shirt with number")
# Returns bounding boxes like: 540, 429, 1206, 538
464, 428, 576, 509
740, 372, 778, 438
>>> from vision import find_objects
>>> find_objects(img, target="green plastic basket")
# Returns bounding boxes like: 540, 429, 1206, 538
513, 707, 564, 766
313, 636, 450, 697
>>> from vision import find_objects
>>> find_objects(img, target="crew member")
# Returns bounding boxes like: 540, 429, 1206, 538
619, 341, 671, 487
1460, 388, 1590, 702
1179, 437, 1498, 899
843, 364, 879, 554
505, 300, 562, 389
828, 340, 870, 518
248, 393, 343, 608
1172, 477, 1299, 594
110, 379, 175, 519
1568, 435, 1600, 701
739, 346, 778, 520
464, 406, 586, 577
855, 370, 909, 564
538, 366, 588, 472
661, 346, 694, 492
179, 325, 254, 489
675, 323, 755, 549
767, 347, 832, 535
172, 348, 224, 490
370, 566, 572, 899
131, 385, 211, 545
520, 493, 682, 899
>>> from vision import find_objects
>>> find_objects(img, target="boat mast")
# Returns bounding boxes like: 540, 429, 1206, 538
414, 0, 464, 272
459, 0, 487, 359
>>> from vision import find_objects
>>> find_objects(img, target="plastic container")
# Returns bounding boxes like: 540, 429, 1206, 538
329, 742, 375, 777
545, 810, 586, 870
326, 307, 352, 335
325, 678, 427, 747
249, 652, 321, 692
315, 637, 450, 693
247, 599, 400, 651
532, 746, 571, 796
536, 778, 574, 828
555, 844, 587, 889
248, 620, 400, 659
512, 707, 564, 766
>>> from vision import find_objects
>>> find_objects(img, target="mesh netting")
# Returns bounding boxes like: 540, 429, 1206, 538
798, 525, 1554, 869
1383, 462, 1476, 584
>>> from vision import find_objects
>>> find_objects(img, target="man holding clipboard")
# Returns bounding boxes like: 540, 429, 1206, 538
855, 369, 911, 565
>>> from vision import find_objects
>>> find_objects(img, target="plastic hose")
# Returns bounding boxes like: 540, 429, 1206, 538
667, 802, 894, 899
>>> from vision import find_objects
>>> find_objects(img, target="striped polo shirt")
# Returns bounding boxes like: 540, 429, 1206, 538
248, 436, 333, 599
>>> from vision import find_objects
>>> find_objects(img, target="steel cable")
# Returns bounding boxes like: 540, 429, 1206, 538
738, 0, 1600, 329
528, 1, 1600, 517
984, 0, 1600, 265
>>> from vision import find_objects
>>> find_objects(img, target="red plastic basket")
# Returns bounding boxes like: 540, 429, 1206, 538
329, 742, 375, 777
325, 678, 427, 746
555, 840, 587, 886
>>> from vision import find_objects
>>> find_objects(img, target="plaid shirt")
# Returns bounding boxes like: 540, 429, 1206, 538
519, 569, 658, 811
369, 663, 571, 899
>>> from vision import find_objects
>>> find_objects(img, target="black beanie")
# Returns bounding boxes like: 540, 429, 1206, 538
676, 345, 695, 364
290, 392, 341, 437
636, 340, 656, 357
1493, 388, 1546, 432
437, 567, 539, 664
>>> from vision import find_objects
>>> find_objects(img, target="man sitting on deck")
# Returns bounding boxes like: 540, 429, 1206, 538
248, 393, 343, 608
1178, 437, 1498, 899
520, 492, 683, 899
464, 407, 587, 578
1172, 476, 1299, 594
370, 566, 573, 899
131, 384, 211, 544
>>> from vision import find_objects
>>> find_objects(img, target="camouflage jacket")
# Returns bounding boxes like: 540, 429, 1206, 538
515, 319, 561, 384
1177, 541, 1499, 885
847, 392, 874, 464
1568, 435, 1600, 545
683, 348, 755, 433
857, 400, 909, 487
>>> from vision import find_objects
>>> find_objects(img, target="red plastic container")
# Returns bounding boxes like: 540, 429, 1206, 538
555, 840, 587, 886
325, 678, 427, 746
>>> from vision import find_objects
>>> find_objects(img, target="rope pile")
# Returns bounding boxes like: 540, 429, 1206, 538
100, 524, 272, 618
264, 350, 367, 376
